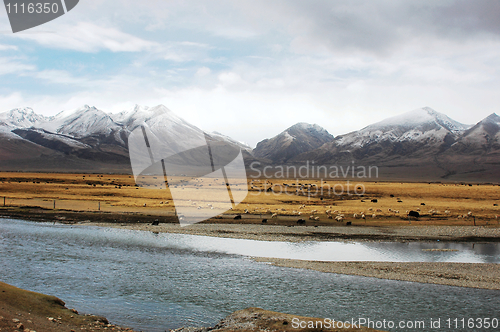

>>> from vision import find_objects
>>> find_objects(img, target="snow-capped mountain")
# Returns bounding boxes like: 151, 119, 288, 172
335, 107, 470, 148
0, 104, 250, 172
449, 113, 500, 153
1, 104, 499, 180
0, 107, 47, 128
289, 108, 500, 181
254, 122, 334, 163
41, 105, 122, 139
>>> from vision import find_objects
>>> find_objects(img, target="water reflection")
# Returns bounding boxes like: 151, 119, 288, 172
0, 218, 499, 332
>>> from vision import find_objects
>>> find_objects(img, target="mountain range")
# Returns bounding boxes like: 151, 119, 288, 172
0, 105, 498, 181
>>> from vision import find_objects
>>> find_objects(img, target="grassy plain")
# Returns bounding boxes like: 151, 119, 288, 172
0, 172, 498, 226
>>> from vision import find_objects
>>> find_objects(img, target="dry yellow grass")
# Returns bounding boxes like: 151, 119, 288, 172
0, 172, 498, 226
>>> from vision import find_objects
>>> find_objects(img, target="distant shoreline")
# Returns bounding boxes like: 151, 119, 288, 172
1, 207, 500, 243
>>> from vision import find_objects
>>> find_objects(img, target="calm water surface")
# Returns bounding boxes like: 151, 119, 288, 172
0, 218, 499, 331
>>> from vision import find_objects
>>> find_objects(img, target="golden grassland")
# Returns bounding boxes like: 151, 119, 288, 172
0, 171, 499, 226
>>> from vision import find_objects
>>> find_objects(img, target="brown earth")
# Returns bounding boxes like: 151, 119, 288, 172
0, 281, 137, 332
171, 307, 383, 332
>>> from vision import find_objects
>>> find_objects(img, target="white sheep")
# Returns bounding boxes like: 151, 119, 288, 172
271, 213, 278, 218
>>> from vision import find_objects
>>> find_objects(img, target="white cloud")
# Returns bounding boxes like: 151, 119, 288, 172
12, 22, 158, 53
196, 67, 211, 76
0, 57, 35, 75
0, 44, 18, 51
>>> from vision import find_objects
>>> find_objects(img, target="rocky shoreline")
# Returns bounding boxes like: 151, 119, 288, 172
171, 307, 383, 332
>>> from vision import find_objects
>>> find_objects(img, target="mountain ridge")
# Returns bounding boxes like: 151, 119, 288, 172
0, 105, 498, 181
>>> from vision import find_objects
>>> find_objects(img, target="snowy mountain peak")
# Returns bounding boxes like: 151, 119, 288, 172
40, 105, 120, 138
286, 122, 330, 137
0, 107, 46, 128
111, 104, 183, 131
368, 107, 469, 134
254, 122, 333, 163
482, 113, 500, 124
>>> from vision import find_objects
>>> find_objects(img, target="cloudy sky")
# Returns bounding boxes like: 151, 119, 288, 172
1, 0, 499, 147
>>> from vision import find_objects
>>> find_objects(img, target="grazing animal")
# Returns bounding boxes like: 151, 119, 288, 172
244, 209, 249, 214
327, 215, 333, 219
371, 199, 378, 203
420, 203, 426, 206
297, 219, 306, 225
262, 219, 268, 223
372, 214, 376, 218
346, 221, 352, 226
314, 216, 320, 221
408, 211, 420, 218
152, 219, 159, 226
271, 213, 278, 218
234, 214, 242, 220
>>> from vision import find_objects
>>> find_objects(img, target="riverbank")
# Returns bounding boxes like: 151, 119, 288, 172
80, 222, 500, 290
2, 209, 500, 290
2, 206, 500, 242
252, 259, 500, 290
0, 281, 137, 332
172, 307, 383, 332
82, 220, 500, 243
0, 282, 382, 332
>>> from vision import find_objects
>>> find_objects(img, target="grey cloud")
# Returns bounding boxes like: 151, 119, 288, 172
277, 0, 500, 54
